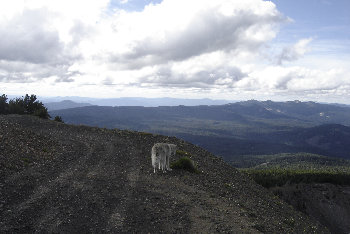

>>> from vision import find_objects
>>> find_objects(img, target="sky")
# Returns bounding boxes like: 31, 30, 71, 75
0, 0, 349, 103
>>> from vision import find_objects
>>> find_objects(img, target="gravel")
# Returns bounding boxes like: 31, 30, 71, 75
0, 114, 328, 233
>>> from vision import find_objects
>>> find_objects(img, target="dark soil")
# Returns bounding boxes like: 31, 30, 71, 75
0, 115, 328, 233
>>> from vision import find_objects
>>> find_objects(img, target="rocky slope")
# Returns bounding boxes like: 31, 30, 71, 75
0, 115, 328, 233
272, 183, 350, 234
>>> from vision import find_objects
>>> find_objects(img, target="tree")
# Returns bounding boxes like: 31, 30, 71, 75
9, 97, 25, 114
0, 94, 9, 114
23, 94, 50, 119
23, 94, 38, 114
7, 94, 50, 119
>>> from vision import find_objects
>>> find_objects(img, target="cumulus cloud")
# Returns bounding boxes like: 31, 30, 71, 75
0, 0, 109, 83
0, 8, 64, 64
138, 64, 246, 88
73, 0, 285, 90
243, 65, 350, 96
0, 60, 80, 83
0, 0, 285, 87
106, 0, 284, 69
277, 38, 313, 65
0, 0, 349, 101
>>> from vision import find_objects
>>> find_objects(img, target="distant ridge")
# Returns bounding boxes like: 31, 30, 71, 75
44, 100, 92, 111
42, 97, 235, 107
51, 100, 350, 160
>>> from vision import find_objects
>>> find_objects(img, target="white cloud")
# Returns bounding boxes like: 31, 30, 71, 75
240, 65, 350, 97
103, 0, 284, 69
0, 0, 283, 81
0, 0, 349, 102
71, 0, 285, 89
0, 8, 64, 64
277, 38, 313, 65
0, 0, 109, 83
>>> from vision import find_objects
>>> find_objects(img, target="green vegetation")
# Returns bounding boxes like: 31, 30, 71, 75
238, 153, 350, 188
170, 156, 199, 173
0, 93, 50, 119
242, 168, 350, 188
54, 116, 64, 123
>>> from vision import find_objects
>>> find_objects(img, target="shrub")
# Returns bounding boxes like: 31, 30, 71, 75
33, 107, 50, 119
54, 115, 64, 123
170, 156, 199, 173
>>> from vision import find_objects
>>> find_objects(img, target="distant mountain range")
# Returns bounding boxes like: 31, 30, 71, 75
50, 100, 350, 160
43, 97, 234, 107
44, 100, 92, 111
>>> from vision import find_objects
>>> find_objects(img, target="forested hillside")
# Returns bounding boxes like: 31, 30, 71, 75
51, 100, 350, 160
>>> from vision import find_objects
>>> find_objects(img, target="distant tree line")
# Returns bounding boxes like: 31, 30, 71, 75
241, 168, 350, 188
0, 94, 50, 119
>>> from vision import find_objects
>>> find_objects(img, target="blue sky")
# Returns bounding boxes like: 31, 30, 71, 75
109, 0, 162, 11
271, 0, 350, 69
275, 0, 349, 35
272, 0, 349, 51
0, 0, 349, 103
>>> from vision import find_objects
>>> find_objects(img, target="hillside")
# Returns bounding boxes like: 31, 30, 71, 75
231, 153, 350, 169
50, 100, 350, 160
236, 153, 350, 233
0, 115, 327, 233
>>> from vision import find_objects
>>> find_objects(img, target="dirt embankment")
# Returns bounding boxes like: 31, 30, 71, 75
0, 115, 328, 233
